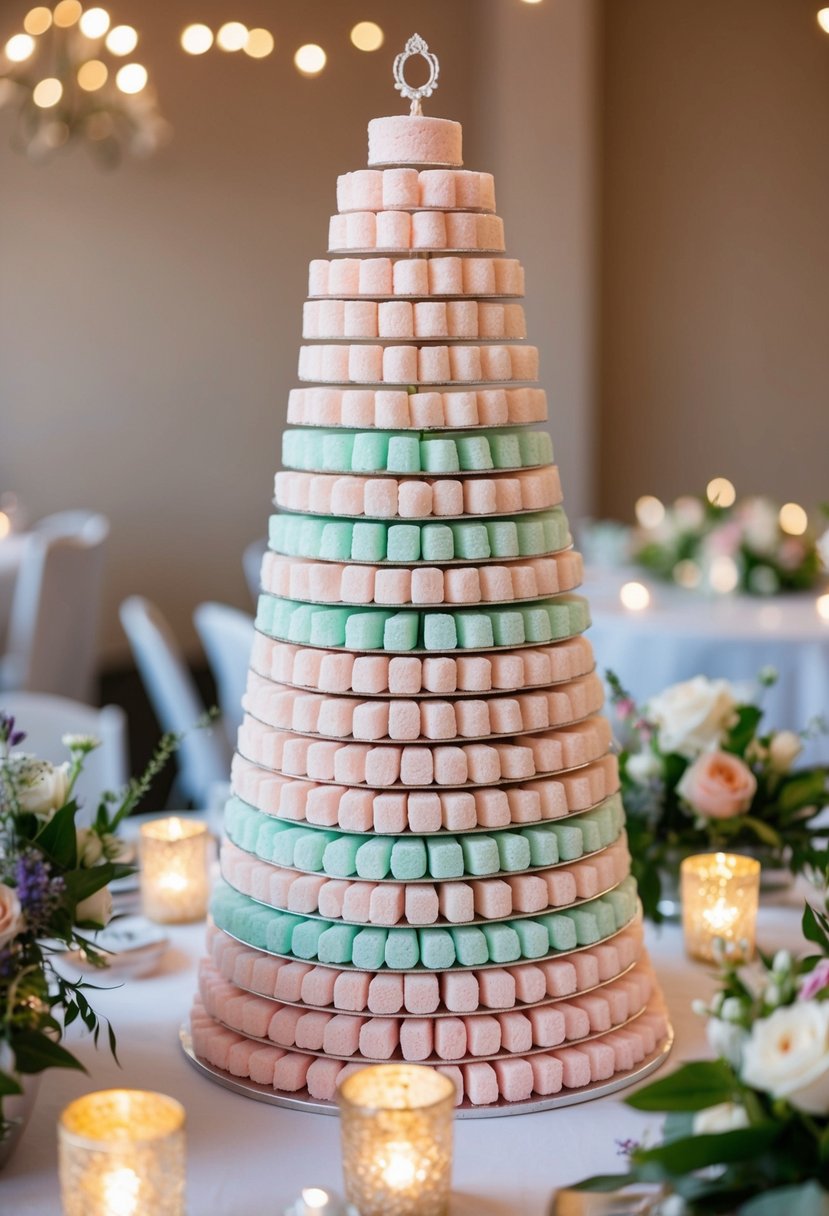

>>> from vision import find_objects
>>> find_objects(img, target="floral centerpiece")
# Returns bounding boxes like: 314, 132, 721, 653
574, 888, 829, 1214
0, 712, 181, 1156
631, 489, 828, 596
610, 670, 828, 921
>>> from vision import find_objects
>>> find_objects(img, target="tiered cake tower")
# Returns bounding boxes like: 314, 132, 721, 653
188, 37, 670, 1114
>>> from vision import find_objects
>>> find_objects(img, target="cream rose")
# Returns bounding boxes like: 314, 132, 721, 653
741, 1002, 829, 1114
13, 756, 71, 818
692, 1101, 750, 1135
677, 750, 757, 819
75, 886, 113, 929
626, 751, 662, 785
768, 730, 803, 773
76, 828, 104, 868
647, 677, 738, 757
0, 883, 24, 949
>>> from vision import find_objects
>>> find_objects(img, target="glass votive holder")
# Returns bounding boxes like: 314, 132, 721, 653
337, 1064, 455, 1216
139, 817, 209, 923
58, 1089, 185, 1216
681, 852, 761, 963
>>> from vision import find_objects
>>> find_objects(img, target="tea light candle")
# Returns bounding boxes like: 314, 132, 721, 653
337, 1064, 454, 1216
681, 852, 761, 963
139, 817, 209, 923
58, 1089, 185, 1216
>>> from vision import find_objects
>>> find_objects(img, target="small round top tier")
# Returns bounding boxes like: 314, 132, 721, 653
368, 115, 463, 168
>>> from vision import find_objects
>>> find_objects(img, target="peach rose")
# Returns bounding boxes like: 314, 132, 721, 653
0, 883, 24, 949
677, 750, 757, 819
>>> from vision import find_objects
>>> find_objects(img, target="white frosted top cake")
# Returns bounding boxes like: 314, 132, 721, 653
368, 114, 463, 167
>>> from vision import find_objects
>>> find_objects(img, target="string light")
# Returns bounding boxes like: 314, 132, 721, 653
115, 63, 148, 94
181, 24, 214, 55
77, 59, 108, 90
778, 502, 808, 536
706, 477, 736, 508
53, 1, 82, 28
216, 22, 248, 52
350, 21, 384, 52
105, 25, 138, 56
818, 8, 829, 33
244, 28, 274, 58
79, 8, 111, 39
33, 77, 63, 107
4, 33, 35, 62
634, 494, 665, 529
294, 43, 326, 75
620, 581, 651, 611
23, 7, 52, 35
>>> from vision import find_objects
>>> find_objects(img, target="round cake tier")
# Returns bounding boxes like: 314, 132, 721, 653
367, 115, 462, 168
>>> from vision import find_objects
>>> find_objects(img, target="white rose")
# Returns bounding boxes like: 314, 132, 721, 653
692, 1101, 750, 1135
75, 886, 113, 929
626, 751, 662, 785
647, 676, 738, 757
707, 1016, 747, 1068
768, 731, 803, 773
0, 883, 24, 949
76, 828, 104, 868
12, 756, 71, 818
741, 1002, 829, 1114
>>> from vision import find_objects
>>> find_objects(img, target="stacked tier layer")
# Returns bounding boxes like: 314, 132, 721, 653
191, 110, 669, 1113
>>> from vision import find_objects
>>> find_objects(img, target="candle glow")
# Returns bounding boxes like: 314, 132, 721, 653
139, 817, 209, 924
681, 852, 760, 963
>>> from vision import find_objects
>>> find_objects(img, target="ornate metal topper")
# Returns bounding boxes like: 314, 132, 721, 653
393, 33, 440, 116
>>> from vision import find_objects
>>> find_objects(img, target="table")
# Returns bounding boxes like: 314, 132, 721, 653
585, 565, 829, 763
2, 896, 808, 1215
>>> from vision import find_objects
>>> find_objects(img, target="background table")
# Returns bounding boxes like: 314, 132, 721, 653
3, 896, 808, 1215
585, 565, 829, 763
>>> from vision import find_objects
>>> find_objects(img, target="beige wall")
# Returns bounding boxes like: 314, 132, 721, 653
599, 0, 829, 519
0, 0, 599, 665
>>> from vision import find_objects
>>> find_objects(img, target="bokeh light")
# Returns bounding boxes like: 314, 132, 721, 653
115, 63, 148, 94
24, 7, 52, 35
53, 1, 82, 28
181, 24, 214, 55
0, 513, 10, 540
709, 555, 739, 594
706, 477, 736, 508
105, 25, 138, 56
620, 581, 651, 611
350, 21, 384, 52
817, 594, 829, 621
33, 77, 63, 107
818, 8, 829, 33
4, 33, 35, 62
778, 502, 808, 536
217, 22, 248, 52
294, 43, 326, 75
77, 59, 108, 90
673, 560, 702, 589
244, 28, 274, 58
79, 7, 111, 39
634, 494, 665, 530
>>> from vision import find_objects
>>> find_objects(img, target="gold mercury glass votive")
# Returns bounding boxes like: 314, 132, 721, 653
681, 852, 761, 963
337, 1064, 455, 1216
58, 1089, 186, 1216
139, 816, 209, 923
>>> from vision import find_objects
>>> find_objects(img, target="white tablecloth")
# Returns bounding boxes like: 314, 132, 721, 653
585, 566, 829, 763
3, 899, 808, 1215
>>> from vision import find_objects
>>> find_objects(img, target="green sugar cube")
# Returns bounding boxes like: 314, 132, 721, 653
455, 435, 493, 471
387, 524, 420, 562
320, 522, 354, 560
247, 909, 278, 950
492, 832, 531, 872
322, 432, 355, 471
386, 928, 420, 970
355, 836, 393, 880
298, 518, 327, 557
451, 926, 489, 966
512, 919, 549, 958
460, 835, 500, 876
515, 519, 546, 556
521, 825, 559, 867
592, 899, 618, 936
309, 606, 350, 647
569, 908, 601, 946
577, 818, 602, 854
455, 612, 494, 650
351, 432, 390, 471
271, 827, 308, 868
489, 432, 521, 469
453, 523, 490, 560
603, 888, 633, 929
386, 435, 420, 473
346, 610, 390, 651
286, 604, 315, 644
482, 923, 521, 963
318, 924, 360, 965
543, 510, 569, 550
420, 439, 459, 473
520, 607, 553, 643
291, 918, 328, 959
490, 610, 525, 646
423, 614, 457, 651
322, 835, 362, 878
548, 824, 583, 862
352, 927, 388, 970
425, 838, 464, 879
485, 520, 519, 557
516, 432, 543, 465
384, 612, 419, 651
254, 595, 275, 633
541, 914, 578, 952
254, 819, 282, 859
294, 830, 336, 872
266, 912, 303, 954
418, 928, 455, 970
390, 838, 428, 880
421, 524, 454, 561
351, 521, 387, 561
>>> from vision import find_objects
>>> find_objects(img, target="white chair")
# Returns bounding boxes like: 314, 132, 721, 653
0, 512, 109, 703
243, 537, 268, 603
193, 602, 255, 744
119, 597, 231, 808
1, 692, 128, 828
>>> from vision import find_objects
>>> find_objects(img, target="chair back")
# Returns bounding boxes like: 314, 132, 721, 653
3, 512, 109, 702
119, 596, 230, 807
0, 691, 128, 828
243, 537, 268, 603
193, 602, 254, 741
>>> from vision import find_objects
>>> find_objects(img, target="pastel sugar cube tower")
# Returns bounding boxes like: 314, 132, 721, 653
196, 65, 669, 1114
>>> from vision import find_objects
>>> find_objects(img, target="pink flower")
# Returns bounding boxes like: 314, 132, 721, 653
800, 960, 829, 1002
677, 750, 757, 819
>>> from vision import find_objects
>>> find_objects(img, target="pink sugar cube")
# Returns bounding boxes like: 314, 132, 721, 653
295, 1010, 333, 1051
517, 694, 549, 731
329, 259, 360, 295
307, 739, 345, 781
604, 987, 630, 1024
403, 974, 441, 1015
464, 1015, 501, 1057
441, 791, 476, 831
408, 392, 444, 428
422, 657, 457, 693
421, 701, 457, 741
332, 971, 371, 1013
249, 955, 282, 997
306, 1056, 346, 1101
268, 1006, 303, 1048
342, 882, 375, 923
411, 567, 444, 605
373, 792, 408, 833
505, 788, 541, 824
359, 1018, 399, 1061
454, 656, 491, 693
293, 648, 323, 686
399, 1018, 434, 1063
572, 952, 601, 990
338, 789, 374, 833
408, 791, 442, 833
442, 390, 478, 426
477, 566, 512, 603
378, 300, 414, 339
452, 701, 488, 740
582, 1041, 616, 1081
508, 964, 546, 1005
352, 701, 390, 742
387, 657, 422, 695
473, 880, 512, 920
493, 478, 522, 513
432, 974, 479, 1022
478, 302, 506, 339
574, 994, 611, 1033
383, 168, 418, 208
465, 744, 500, 784
554, 1047, 591, 1090
636, 1019, 657, 1056
358, 258, 392, 296
374, 389, 410, 428
419, 170, 455, 208
398, 480, 433, 518
448, 346, 482, 383
488, 698, 523, 735
269, 869, 299, 908
383, 346, 418, 385
536, 782, 568, 820
605, 1033, 635, 1073
508, 875, 548, 913
530, 1054, 564, 1096
364, 478, 399, 518
384, 705, 420, 739
464, 1061, 499, 1106
615, 932, 640, 970
393, 259, 429, 296
318, 879, 349, 920
434, 1017, 467, 1061
429, 257, 464, 295
418, 346, 451, 384
249, 1045, 285, 1087
476, 969, 516, 1010
431, 480, 464, 517
541, 959, 577, 998
300, 967, 338, 1007
557, 1003, 590, 1041
274, 962, 313, 1003
462, 258, 497, 294
339, 565, 374, 604
444, 568, 481, 606
401, 746, 435, 785
528, 1006, 566, 1048
509, 346, 539, 380
445, 212, 477, 248
414, 302, 448, 339
306, 785, 343, 828
592, 853, 619, 889
473, 788, 510, 828
615, 1028, 646, 1064
287, 875, 326, 915
274, 1053, 314, 1093
571, 863, 600, 900
545, 871, 577, 907
369, 884, 405, 926
447, 300, 479, 339
405, 884, 440, 925
308, 259, 329, 296
437, 1066, 464, 1107
493, 1057, 534, 1102
364, 746, 402, 787
498, 1011, 532, 1054
438, 881, 474, 924
227, 1039, 262, 1078
350, 171, 382, 208
367, 974, 404, 1015
347, 346, 382, 385
412, 211, 447, 249
351, 656, 389, 695
432, 746, 467, 785
376, 211, 411, 249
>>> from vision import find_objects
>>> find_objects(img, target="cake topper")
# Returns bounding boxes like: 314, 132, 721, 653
393, 33, 440, 116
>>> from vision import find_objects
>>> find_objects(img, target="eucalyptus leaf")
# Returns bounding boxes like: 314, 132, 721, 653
12, 1030, 87, 1076
633, 1125, 778, 1177
740, 1182, 829, 1216
626, 1060, 736, 1112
